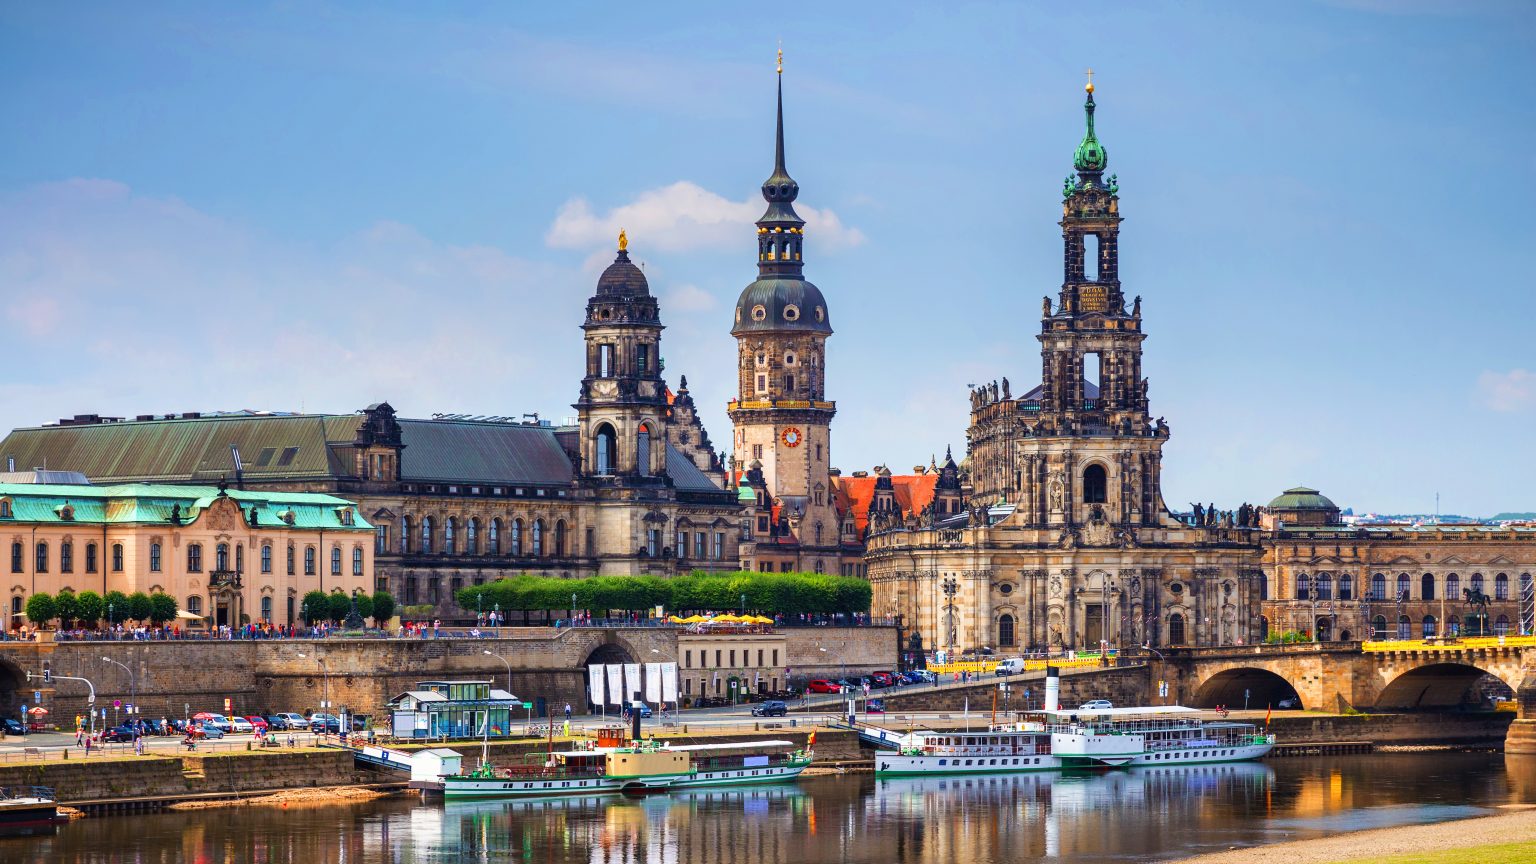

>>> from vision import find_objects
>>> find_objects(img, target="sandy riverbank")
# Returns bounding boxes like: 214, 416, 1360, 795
167, 786, 400, 811
1172, 806, 1536, 863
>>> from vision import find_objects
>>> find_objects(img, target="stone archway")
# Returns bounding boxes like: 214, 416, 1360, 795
1375, 662, 1514, 710
1191, 667, 1303, 710
0, 655, 28, 722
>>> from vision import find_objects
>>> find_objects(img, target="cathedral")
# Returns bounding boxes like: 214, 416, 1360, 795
863, 81, 1536, 653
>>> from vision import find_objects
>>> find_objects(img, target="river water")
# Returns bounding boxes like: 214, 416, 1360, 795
8, 753, 1536, 863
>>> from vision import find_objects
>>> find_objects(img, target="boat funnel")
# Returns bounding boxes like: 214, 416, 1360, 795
1044, 667, 1060, 712
631, 703, 642, 742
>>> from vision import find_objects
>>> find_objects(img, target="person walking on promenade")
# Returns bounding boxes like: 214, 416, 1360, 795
564, 703, 572, 721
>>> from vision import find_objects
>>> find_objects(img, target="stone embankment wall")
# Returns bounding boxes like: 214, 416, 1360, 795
0, 749, 372, 805
1266, 711, 1511, 745
0, 626, 897, 723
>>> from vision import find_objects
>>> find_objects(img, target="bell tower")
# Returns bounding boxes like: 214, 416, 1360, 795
729, 52, 839, 564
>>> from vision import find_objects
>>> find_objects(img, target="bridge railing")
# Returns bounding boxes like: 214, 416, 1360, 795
1362, 635, 1536, 652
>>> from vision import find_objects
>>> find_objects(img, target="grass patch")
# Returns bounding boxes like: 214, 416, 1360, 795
1335, 840, 1536, 863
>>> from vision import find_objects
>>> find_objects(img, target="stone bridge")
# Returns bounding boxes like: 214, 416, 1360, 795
1160, 640, 1536, 730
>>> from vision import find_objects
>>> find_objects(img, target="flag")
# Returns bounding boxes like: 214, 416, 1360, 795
1264, 704, 1273, 729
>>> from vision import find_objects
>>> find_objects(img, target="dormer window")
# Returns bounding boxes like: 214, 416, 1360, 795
751, 305, 767, 321
337, 508, 355, 526
0, 499, 10, 518
783, 305, 800, 321
55, 503, 75, 521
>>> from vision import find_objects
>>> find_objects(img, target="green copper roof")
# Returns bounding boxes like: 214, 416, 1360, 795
1267, 486, 1338, 511
1073, 89, 1108, 173
0, 482, 373, 530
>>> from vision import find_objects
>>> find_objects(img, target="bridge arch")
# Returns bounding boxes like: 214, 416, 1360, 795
582, 640, 637, 667
1374, 662, 1514, 710
0, 655, 26, 719
1191, 667, 1303, 710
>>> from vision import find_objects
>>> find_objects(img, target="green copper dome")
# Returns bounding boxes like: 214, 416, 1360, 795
1267, 487, 1338, 511
1073, 88, 1108, 174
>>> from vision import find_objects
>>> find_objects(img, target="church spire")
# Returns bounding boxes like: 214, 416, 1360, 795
1073, 71, 1108, 176
756, 47, 805, 278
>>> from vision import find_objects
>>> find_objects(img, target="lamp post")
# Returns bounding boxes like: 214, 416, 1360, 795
483, 649, 512, 696
941, 577, 959, 659
297, 652, 330, 736
100, 656, 136, 725
107, 602, 114, 638
649, 647, 678, 717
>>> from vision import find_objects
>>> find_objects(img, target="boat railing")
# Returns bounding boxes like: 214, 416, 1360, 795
0, 785, 55, 801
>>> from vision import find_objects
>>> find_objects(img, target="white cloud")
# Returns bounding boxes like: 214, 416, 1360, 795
1477, 369, 1536, 413
545, 181, 865, 255
664, 284, 716, 313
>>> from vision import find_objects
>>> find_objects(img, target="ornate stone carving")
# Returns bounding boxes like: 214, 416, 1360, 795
1050, 575, 1063, 597
1082, 505, 1113, 546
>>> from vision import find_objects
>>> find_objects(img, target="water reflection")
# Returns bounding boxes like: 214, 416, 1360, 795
4, 753, 1528, 864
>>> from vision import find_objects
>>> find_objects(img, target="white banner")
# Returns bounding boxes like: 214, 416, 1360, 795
605, 664, 624, 707
661, 662, 679, 703
644, 662, 662, 703
624, 663, 642, 701
588, 665, 604, 708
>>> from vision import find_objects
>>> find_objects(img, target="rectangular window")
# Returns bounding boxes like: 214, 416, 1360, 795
756, 374, 766, 393
187, 544, 202, 573
773, 649, 779, 667
277, 446, 299, 466
752, 444, 763, 460
112, 544, 123, 572
331, 547, 342, 576
149, 543, 161, 572
636, 343, 649, 373
261, 545, 272, 574
646, 529, 659, 558
61, 543, 73, 573
376, 526, 389, 554
288, 546, 296, 575
599, 344, 614, 377
86, 543, 97, 573
353, 548, 364, 576
305, 547, 316, 576
729, 650, 736, 667
694, 532, 705, 559
757, 649, 763, 667
34, 543, 46, 573
713, 532, 724, 560
684, 650, 691, 669
715, 650, 721, 668
677, 530, 688, 557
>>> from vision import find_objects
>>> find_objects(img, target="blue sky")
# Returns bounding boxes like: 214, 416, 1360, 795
1, 2, 1532, 515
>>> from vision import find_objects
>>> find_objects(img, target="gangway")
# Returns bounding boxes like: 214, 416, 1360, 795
331, 741, 417, 773
829, 717, 919, 750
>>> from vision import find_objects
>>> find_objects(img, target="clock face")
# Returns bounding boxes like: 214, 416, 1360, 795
781, 427, 803, 448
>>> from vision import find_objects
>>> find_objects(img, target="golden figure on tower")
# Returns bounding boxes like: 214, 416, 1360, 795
618, 229, 627, 252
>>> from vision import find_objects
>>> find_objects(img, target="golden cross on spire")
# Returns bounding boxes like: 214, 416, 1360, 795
1085, 67, 1095, 93
777, 41, 783, 75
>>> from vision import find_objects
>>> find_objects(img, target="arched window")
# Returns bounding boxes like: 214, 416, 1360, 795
1448, 616, 1461, 636
187, 596, 202, 616
1446, 573, 1461, 599
112, 543, 124, 572
304, 546, 316, 576
489, 519, 501, 555
1421, 573, 1435, 601
1260, 573, 1269, 600
421, 517, 434, 554
34, 542, 47, 573
998, 614, 1016, 648
330, 546, 342, 576
261, 596, 273, 622
1338, 575, 1353, 600
216, 543, 229, 571
400, 516, 412, 554
1295, 574, 1311, 601
1259, 616, 1270, 641
151, 542, 163, 572
595, 424, 617, 475
60, 541, 73, 573
466, 519, 478, 555
262, 544, 272, 573
1372, 615, 1387, 639
1396, 573, 1410, 600
352, 547, 364, 576
1496, 615, 1511, 636
554, 520, 567, 557
445, 518, 456, 554
1496, 573, 1510, 600
86, 542, 97, 573
1371, 573, 1386, 600
512, 519, 523, 556
1082, 464, 1108, 504
235, 545, 243, 572
1316, 617, 1332, 641
1315, 573, 1332, 600
9, 541, 20, 573
1423, 615, 1437, 638
1396, 615, 1411, 640
1471, 573, 1485, 597
287, 544, 296, 575
532, 519, 544, 557
187, 543, 203, 573
636, 423, 652, 477
1168, 614, 1186, 645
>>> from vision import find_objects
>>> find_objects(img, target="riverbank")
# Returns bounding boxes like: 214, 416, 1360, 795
1172, 806, 1536, 864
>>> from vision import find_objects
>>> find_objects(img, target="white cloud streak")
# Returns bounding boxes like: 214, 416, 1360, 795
1477, 369, 1536, 413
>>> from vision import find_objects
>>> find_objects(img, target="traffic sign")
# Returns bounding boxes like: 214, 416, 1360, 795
521, 702, 533, 709
113, 700, 122, 709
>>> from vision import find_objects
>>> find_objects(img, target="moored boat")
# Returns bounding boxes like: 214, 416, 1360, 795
0, 785, 59, 836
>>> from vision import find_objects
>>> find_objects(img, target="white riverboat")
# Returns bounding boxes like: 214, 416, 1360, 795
874, 668, 1274, 776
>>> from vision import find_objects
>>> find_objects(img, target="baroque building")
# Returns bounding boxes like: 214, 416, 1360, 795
729, 60, 861, 576
865, 81, 1536, 654
0, 235, 742, 622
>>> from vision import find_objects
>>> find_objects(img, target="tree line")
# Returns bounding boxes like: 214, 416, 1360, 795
25, 589, 178, 628
300, 590, 396, 627
453, 571, 872, 620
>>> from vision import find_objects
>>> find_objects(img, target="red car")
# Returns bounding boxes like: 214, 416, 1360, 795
245, 716, 269, 732
806, 679, 841, 694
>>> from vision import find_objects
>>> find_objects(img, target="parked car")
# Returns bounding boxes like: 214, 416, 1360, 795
866, 699, 886, 714
198, 713, 232, 732
274, 712, 306, 729
228, 717, 255, 734
245, 716, 269, 732
995, 658, 1026, 676
806, 679, 841, 694
1276, 698, 1301, 709
309, 714, 341, 733
752, 700, 789, 717
102, 724, 139, 743
624, 702, 653, 719
870, 672, 895, 688
192, 722, 225, 739
264, 715, 290, 731
1078, 700, 1114, 711
2, 717, 26, 736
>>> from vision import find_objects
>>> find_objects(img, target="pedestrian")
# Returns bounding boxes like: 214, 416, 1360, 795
83, 736, 92, 757
564, 702, 572, 720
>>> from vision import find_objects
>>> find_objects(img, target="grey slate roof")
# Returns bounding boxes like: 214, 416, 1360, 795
396, 420, 573, 486
666, 446, 722, 492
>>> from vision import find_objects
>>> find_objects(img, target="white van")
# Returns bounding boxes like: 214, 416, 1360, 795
995, 658, 1026, 676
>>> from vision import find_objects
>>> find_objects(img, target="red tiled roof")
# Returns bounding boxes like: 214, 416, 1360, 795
832, 473, 939, 536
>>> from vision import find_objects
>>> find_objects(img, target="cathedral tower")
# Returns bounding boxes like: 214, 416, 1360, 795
729, 55, 840, 562
575, 231, 670, 486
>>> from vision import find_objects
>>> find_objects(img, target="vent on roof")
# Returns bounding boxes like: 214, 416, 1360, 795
852, 471, 869, 478
136, 415, 154, 421
182, 412, 201, 419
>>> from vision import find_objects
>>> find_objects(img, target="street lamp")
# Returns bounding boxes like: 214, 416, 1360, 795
483, 649, 512, 695
649, 647, 678, 717
100, 656, 136, 724
296, 652, 330, 734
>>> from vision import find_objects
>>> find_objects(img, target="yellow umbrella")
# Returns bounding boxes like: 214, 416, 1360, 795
681, 614, 707, 623
667, 615, 685, 623
751, 615, 774, 624
713, 613, 741, 623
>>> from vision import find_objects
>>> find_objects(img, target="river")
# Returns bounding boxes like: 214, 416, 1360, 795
8, 753, 1536, 863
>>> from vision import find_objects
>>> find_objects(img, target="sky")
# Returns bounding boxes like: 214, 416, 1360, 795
1, 1, 1533, 516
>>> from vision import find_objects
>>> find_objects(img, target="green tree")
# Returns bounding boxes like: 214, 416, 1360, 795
74, 590, 105, 628
53, 589, 78, 628
351, 591, 374, 623
103, 590, 130, 625
24, 592, 55, 627
127, 591, 153, 623
370, 591, 396, 626
326, 591, 353, 623
300, 590, 329, 625
147, 592, 178, 626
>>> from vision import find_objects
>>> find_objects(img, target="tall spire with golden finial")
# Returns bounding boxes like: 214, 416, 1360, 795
618, 228, 627, 252
1074, 68, 1107, 175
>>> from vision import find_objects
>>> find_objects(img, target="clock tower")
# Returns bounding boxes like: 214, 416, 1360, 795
729, 56, 840, 566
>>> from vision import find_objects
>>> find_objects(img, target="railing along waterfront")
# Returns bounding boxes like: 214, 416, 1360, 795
1362, 635, 1536, 652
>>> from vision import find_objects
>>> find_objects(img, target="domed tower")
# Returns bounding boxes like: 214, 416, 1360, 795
729, 54, 839, 566
575, 231, 670, 486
